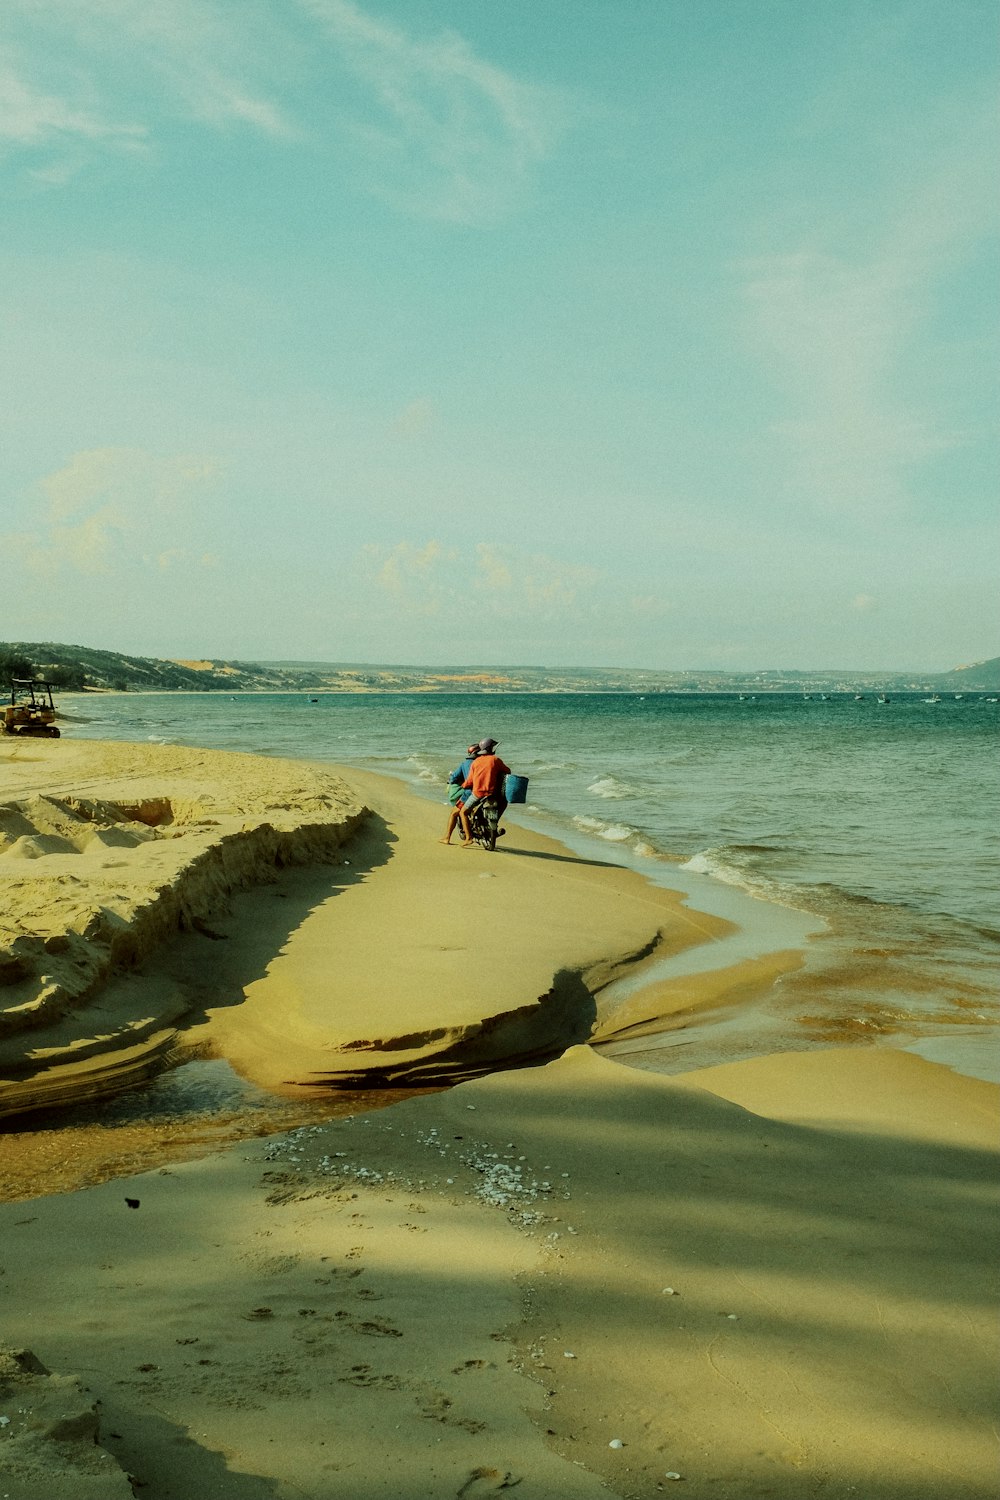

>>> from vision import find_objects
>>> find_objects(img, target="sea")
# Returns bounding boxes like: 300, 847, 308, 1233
60, 687, 1000, 1087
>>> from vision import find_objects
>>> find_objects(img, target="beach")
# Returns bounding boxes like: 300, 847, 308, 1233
1, 738, 997, 1499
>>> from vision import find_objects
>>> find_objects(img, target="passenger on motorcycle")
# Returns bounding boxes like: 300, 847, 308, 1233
456, 738, 510, 847
440, 744, 481, 845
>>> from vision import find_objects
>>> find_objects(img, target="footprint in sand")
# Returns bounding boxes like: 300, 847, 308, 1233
420, 1391, 487, 1435
339, 1364, 404, 1391
252, 1253, 299, 1276
352, 1318, 403, 1338
456, 1465, 523, 1495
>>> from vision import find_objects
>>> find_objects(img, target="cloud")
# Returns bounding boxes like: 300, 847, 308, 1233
0, 0, 298, 182
473, 545, 513, 594
6, 447, 219, 577
0, 54, 147, 156
739, 92, 997, 522
0, 1, 566, 216
359, 540, 456, 615
473, 545, 600, 615
360, 540, 603, 623
300, 0, 567, 220
743, 249, 957, 519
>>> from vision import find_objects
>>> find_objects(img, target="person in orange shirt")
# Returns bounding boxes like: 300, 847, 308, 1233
455, 737, 510, 845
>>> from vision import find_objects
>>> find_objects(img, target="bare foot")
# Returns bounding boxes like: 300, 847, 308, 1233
438, 837, 452, 845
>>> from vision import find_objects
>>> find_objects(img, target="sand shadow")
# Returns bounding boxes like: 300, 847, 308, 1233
494, 843, 618, 870
0, 816, 398, 1132
98, 1404, 285, 1499
15, 1072, 994, 1500
302, 968, 599, 1092
166, 812, 399, 1030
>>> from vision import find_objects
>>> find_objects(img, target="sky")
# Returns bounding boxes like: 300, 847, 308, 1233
1, 0, 997, 671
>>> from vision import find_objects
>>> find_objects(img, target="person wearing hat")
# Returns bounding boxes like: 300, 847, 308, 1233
439, 743, 482, 844
452, 737, 511, 845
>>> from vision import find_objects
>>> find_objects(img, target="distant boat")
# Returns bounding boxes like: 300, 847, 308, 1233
954, 694, 964, 700
877, 694, 889, 704
819, 693, 829, 700
923, 695, 942, 704
803, 694, 811, 700
854, 694, 864, 700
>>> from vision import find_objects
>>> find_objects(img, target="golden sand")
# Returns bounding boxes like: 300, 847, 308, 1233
1, 739, 996, 1499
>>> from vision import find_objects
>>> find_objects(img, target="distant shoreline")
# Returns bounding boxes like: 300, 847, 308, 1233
58, 684, 1000, 698
7, 639, 998, 697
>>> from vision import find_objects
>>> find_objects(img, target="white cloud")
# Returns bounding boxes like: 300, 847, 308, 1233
5, 447, 219, 577
0, 53, 146, 156
473, 544, 513, 593
360, 540, 603, 623
0, 0, 565, 217
359, 539, 456, 615
743, 250, 954, 518
472, 545, 602, 610
0, 0, 297, 182
300, 0, 566, 220
740, 93, 997, 522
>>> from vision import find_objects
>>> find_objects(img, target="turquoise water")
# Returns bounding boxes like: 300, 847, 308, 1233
62, 689, 1000, 1077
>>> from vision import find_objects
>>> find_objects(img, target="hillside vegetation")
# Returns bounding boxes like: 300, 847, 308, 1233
2, 641, 997, 695
0, 642, 320, 693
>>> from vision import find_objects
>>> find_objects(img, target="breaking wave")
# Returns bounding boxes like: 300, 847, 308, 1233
679, 847, 815, 914
572, 814, 637, 843
586, 775, 637, 800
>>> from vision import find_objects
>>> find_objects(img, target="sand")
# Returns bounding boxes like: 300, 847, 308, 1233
1, 739, 997, 1499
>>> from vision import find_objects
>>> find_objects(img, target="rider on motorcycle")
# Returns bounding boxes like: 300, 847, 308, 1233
455, 738, 510, 848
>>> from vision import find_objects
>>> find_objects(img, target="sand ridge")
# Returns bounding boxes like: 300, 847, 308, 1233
1, 744, 732, 1118
196, 764, 734, 1095
1, 739, 367, 1117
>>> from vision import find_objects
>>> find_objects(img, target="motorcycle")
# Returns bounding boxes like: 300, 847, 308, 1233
465, 795, 506, 852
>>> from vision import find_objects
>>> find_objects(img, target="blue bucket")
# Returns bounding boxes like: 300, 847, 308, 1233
504, 773, 529, 804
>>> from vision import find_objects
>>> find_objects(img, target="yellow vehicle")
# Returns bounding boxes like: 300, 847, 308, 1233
2, 679, 60, 737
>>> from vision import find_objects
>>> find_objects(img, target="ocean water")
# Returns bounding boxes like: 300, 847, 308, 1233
61, 689, 1000, 1080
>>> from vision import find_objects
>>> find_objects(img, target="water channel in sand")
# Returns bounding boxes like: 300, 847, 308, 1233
0, 1059, 417, 1204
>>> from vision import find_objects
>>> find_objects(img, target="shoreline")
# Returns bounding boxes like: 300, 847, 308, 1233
1, 739, 736, 1126
55, 695, 1000, 1092
1, 736, 997, 1498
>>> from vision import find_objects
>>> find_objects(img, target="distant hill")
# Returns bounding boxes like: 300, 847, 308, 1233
0, 642, 320, 693
2, 641, 997, 694
928, 657, 1000, 691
